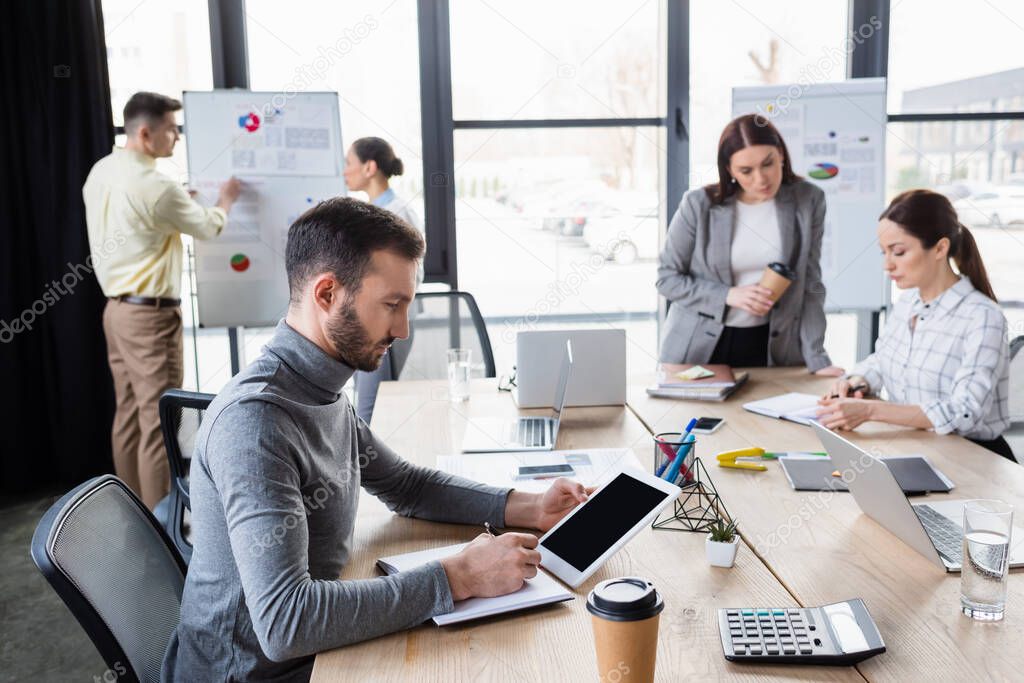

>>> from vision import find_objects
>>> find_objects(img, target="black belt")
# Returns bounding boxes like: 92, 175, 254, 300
114, 295, 181, 308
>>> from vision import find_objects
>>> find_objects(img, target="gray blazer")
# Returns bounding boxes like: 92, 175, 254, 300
656, 180, 831, 371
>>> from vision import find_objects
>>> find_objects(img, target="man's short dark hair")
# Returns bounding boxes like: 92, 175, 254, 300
286, 197, 425, 303
123, 91, 182, 135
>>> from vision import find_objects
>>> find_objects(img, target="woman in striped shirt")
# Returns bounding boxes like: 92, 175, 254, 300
819, 190, 1012, 459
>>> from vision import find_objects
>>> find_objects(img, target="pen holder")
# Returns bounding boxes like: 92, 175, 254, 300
652, 432, 731, 533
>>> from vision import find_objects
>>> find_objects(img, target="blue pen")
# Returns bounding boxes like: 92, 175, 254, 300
669, 418, 698, 482
656, 418, 696, 477
674, 434, 697, 484
663, 433, 695, 482
676, 418, 698, 453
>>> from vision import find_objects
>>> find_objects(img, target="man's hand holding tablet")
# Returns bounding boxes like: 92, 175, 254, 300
440, 478, 597, 600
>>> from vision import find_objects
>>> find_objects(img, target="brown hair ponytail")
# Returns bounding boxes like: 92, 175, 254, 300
880, 189, 997, 302
352, 137, 404, 178
951, 222, 996, 301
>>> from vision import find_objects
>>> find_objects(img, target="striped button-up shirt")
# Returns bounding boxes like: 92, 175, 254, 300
852, 276, 1010, 441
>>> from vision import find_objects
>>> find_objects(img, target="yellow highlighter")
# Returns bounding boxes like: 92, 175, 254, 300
716, 447, 768, 471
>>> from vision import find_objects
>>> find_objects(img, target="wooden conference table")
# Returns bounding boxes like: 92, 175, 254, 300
313, 370, 1022, 682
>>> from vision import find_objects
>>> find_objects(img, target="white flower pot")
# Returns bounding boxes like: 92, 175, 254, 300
706, 535, 739, 568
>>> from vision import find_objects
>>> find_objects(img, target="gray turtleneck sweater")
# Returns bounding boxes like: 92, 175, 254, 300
162, 321, 511, 682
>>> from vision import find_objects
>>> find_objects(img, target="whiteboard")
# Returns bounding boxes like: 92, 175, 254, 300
732, 79, 888, 312
183, 91, 345, 327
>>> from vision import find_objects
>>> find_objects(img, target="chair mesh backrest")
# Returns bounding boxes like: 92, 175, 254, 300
48, 482, 185, 683
397, 295, 493, 381
175, 407, 202, 464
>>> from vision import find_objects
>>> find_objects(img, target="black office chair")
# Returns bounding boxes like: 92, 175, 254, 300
157, 389, 214, 564
390, 290, 496, 381
31, 475, 187, 683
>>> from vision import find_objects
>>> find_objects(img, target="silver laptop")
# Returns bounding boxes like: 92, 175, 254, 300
812, 421, 1024, 572
513, 329, 625, 408
462, 340, 573, 453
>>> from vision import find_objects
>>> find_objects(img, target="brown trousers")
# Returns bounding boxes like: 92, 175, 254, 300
102, 299, 183, 509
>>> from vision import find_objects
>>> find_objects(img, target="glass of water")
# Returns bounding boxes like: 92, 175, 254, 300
961, 499, 1013, 621
446, 348, 472, 402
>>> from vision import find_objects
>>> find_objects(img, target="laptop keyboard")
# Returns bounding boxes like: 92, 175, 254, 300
914, 504, 963, 563
511, 418, 548, 447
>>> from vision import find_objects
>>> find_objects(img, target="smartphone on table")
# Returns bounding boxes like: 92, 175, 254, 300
515, 464, 575, 480
691, 417, 725, 434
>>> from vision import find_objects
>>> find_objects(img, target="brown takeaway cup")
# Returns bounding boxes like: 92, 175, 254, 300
587, 577, 664, 683
758, 261, 797, 302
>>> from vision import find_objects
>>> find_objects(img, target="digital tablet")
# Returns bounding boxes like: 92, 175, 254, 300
538, 469, 681, 588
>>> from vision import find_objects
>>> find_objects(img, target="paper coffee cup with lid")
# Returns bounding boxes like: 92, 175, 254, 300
759, 261, 797, 302
587, 577, 664, 683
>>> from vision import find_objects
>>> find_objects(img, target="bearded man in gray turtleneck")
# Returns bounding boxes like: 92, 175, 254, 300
162, 197, 589, 682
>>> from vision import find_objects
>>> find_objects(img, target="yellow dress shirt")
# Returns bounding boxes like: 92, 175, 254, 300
83, 146, 227, 299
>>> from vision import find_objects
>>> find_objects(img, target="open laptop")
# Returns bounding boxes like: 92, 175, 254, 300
461, 340, 573, 453
812, 421, 1024, 573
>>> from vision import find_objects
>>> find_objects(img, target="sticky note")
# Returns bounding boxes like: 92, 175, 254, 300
675, 365, 715, 381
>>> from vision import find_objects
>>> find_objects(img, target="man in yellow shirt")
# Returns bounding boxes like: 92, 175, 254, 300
83, 91, 241, 509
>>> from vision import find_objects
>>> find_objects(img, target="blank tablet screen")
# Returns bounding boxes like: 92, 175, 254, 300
541, 472, 668, 571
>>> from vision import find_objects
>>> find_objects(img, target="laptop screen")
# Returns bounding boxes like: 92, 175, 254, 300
551, 340, 574, 423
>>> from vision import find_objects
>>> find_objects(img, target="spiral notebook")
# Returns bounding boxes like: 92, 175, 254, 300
377, 542, 573, 625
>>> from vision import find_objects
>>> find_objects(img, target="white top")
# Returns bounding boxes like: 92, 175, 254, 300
373, 188, 425, 285
852, 276, 1010, 441
726, 198, 782, 327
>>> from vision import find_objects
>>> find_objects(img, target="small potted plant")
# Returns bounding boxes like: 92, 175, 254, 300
706, 519, 739, 568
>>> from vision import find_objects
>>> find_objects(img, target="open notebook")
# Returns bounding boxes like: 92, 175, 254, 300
376, 542, 573, 626
743, 392, 821, 426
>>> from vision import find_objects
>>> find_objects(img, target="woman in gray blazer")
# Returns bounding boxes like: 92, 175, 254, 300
657, 114, 844, 375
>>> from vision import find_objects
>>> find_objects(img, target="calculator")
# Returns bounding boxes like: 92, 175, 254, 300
718, 599, 885, 665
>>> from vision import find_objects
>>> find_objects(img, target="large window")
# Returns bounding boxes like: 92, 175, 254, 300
448, 0, 666, 375
450, 1, 663, 120
103, 0, 214, 126
103, 0, 213, 185
246, 0, 423, 212
887, 0, 1024, 115
887, 1, 1024, 340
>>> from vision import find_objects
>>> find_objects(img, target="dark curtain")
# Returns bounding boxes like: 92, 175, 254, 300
0, 1, 115, 496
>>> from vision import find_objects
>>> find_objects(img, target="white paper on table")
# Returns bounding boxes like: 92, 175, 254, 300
377, 542, 573, 625
436, 448, 645, 494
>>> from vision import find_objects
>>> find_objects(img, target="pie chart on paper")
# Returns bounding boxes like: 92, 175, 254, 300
229, 253, 250, 272
237, 112, 260, 132
808, 162, 839, 180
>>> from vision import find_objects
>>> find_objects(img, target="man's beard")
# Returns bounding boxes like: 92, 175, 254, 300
325, 296, 394, 372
